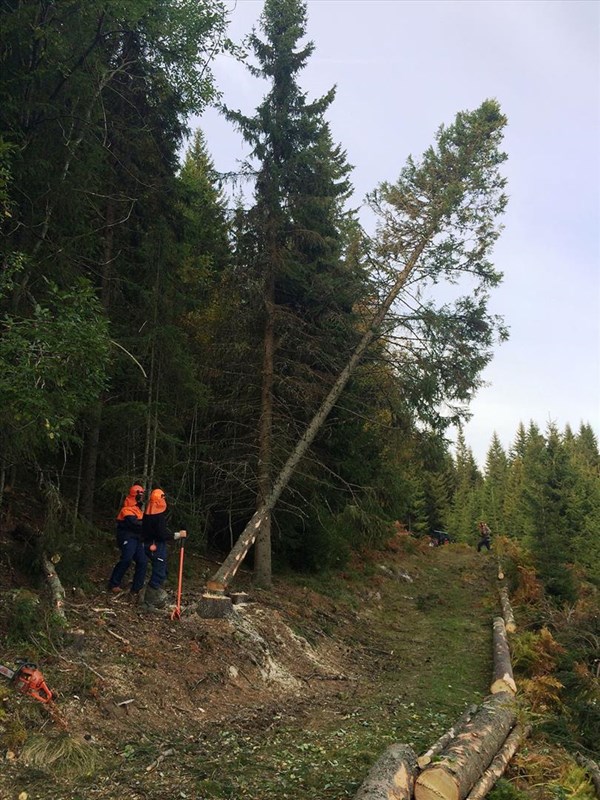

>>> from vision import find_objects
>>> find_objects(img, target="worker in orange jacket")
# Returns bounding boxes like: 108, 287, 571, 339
141, 488, 187, 609
108, 484, 147, 598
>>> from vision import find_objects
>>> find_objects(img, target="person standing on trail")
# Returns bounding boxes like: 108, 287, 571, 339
141, 488, 187, 610
477, 521, 492, 552
108, 484, 147, 598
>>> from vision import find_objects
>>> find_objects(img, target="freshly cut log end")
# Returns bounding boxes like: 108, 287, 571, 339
416, 693, 516, 800
354, 743, 418, 800
491, 674, 517, 694
414, 767, 459, 800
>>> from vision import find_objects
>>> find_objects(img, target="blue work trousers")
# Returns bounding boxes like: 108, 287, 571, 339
145, 540, 168, 589
109, 534, 147, 591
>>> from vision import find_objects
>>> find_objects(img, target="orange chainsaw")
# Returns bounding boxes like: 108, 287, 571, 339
0, 660, 55, 703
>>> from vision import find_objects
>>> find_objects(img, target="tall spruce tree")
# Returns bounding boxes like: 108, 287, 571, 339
223, 0, 360, 585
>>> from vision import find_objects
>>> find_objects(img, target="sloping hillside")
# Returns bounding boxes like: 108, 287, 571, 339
0, 534, 498, 800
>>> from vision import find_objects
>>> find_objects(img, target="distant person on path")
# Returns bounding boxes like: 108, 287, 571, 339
142, 488, 187, 610
477, 521, 492, 552
108, 484, 147, 598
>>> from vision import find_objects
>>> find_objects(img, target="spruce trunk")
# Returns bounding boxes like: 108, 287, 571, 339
490, 617, 516, 695
414, 692, 516, 800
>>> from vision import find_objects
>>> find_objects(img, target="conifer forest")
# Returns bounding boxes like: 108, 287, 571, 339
0, 0, 598, 783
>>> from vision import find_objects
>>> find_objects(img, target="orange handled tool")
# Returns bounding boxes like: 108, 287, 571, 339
170, 537, 185, 621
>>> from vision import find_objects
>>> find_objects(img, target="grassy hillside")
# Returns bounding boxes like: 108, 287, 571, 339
0, 530, 596, 799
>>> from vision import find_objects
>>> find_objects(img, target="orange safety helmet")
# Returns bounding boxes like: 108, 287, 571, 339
145, 489, 167, 515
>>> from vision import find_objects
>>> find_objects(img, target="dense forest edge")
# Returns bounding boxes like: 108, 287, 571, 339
0, 1, 598, 798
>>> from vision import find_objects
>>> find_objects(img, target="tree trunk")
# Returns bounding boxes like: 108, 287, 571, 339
41, 552, 67, 622
207, 240, 427, 591
80, 403, 102, 522
499, 586, 516, 633
354, 743, 418, 800
414, 692, 517, 800
465, 725, 531, 800
254, 269, 275, 589
491, 617, 516, 695
418, 704, 479, 768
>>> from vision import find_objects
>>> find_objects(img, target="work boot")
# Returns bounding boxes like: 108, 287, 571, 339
144, 585, 167, 609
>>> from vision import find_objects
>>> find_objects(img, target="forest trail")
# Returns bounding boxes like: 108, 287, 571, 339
0, 534, 498, 800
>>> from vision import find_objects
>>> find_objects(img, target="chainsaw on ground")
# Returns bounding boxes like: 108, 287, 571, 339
0, 660, 55, 703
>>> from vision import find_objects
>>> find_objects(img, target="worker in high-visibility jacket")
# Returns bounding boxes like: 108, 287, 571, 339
108, 484, 147, 598
141, 488, 186, 610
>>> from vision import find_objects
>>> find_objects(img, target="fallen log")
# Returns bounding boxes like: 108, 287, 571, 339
499, 586, 516, 633
414, 692, 517, 800
465, 724, 531, 800
418, 703, 479, 768
41, 552, 67, 622
491, 617, 517, 695
354, 743, 418, 800
576, 753, 600, 797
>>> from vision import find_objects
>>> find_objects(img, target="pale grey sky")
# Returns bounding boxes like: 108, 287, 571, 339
196, 0, 600, 467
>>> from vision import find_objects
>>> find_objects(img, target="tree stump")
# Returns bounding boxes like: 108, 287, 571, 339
491, 617, 516, 695
354, 743, 418, 800
414, 692, 517, 800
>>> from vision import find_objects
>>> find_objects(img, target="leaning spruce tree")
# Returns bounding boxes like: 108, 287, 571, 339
208, 99, 510, 593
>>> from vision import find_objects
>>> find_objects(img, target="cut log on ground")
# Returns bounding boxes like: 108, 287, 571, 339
464, 724, 531, 800
491, 617, 517, 695
414, 692, 517, 800
354, 743, 418, 800
41, 552, 67, 622
499, 586, 516, 633
576, 753, 600, 798
418, 704, 479, 768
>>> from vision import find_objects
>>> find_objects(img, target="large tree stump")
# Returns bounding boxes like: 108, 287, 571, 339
491, 617, 516, 695
354, 743, 418, 800
499, 586, 516, 633
418, 704, 479, 768
414, 692, 516, 800
465, 724, 531, 800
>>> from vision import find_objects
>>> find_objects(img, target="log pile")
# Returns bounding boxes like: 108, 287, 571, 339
414, 692, 516, 800
355, 601, 527, 800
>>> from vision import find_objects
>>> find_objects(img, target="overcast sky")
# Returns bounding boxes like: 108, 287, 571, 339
195, 0, 600, 467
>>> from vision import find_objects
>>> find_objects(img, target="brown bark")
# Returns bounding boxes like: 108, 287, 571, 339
418, 704, 479, 768
465, 725, 531, 800
414, 692, 517, 800
491, 617, 517, 695
354, 743, 418, 800
254, 269, 275, 589
80, 403, 102, 522
41, 552, 67, 622
499, 586, 516, 633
